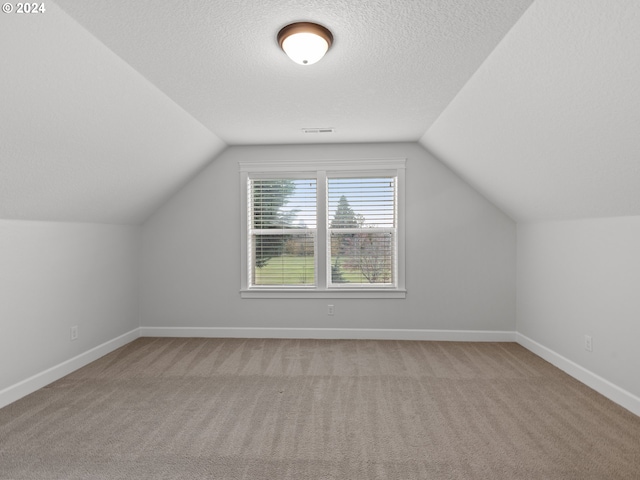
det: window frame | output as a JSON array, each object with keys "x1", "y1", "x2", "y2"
[{"x1": 239, "y1": 158, "x2": 406, "y2": 299}]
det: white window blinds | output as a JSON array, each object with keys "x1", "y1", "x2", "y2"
[
  {"x1": 327, "y1": 177, "x2": 396, "y2": 286},
  {"x1": 249, "y1": 178, "x2": 317, "y2": 286},
  {"x1": 240, "y1": 158, "x2": 406, "y2": 298}
]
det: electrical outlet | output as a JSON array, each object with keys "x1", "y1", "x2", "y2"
[
  {"x1": 584, "y1": 335, "x2": 592, "y2": 352},
  {"x1": 71, "y1": 325, "x2": 78, "y2": 341},
  {"x1": 327, "y1": 304, "x2": 334, "y2": 316}
]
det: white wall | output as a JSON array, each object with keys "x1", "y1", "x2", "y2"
[
  {"x1": 517, "y1": 217, "x2": 640, "y2": 399},
  {"x1": 0, "y1": 220, "x2": 139, "y2": 392},
  {"x1": 141, "y1": 142, "x2": 516, "y2": 334}
]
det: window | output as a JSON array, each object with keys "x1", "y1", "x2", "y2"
[
  {"x1": 328, "y1": 177, "x2": 396, "y2": 286},
  {"x1": 250, "y1": 177, "x2": 317, "y2": 286},
  {"x1": 240, "y1": 159, "x2": 406, "y2": 298}
]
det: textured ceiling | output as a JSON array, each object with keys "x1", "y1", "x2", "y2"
[
  {"x1": 53, "y1": 0, "x2": 532, "y2": 145},
  {"x1": 2, "y1": 0, "x2": 637, "y2": 224},
  {"x1": 421, "y1": 0, "x2": 640, "y2": 221}
]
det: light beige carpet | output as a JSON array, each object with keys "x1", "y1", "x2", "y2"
[{"x1": 1, "y1": 338, "x2": 639, "y2": 479}]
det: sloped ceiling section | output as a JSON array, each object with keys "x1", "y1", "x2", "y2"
[
  {"x1": 0, "y1": 3, "x2": 225, "y2": 224},
  {"x1": 7, "y1": 1, "x2": 636, "y2": 225},
  {"x1": 421, "y1": 0, "x2": 640, "y2": 221},
  {"x1": 53, "y1": 0, "x2": 533, "y2": 146}
]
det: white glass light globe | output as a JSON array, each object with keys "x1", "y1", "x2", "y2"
[{"x1": 281, "y1": 32, "x2": 329, "y2": 65}]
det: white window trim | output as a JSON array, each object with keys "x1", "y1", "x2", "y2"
[{"x1": 239, "y1": 158, "x2": 406, "y2": 299}]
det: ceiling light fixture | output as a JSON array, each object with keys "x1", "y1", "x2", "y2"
[{"x1": 277, "y1": 22, "x2": 333, "y2": 65}]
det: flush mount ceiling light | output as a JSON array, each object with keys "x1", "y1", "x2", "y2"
[{"x1": 277, "y1": 22, "x2": 333, "y2": 65}]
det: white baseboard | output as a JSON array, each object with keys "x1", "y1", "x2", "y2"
[
  {"x1": 516, "y1": 333, "x2": 640, "y2": 417},
  {"x1": 4, "y1": 327, "x2": 637, "y2": 418},
  {"x1": 140, "y1": 326, "x2": 516, "y2": 342},
  {"x1": 0, "y1": 328, "x2": 140, "y2": 409}
]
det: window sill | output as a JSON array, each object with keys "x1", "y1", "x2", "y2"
[{"x1": 240, "y1": 289, "x2": 407, "y2": 299}]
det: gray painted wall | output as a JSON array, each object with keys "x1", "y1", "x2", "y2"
[
  {"x1": 141, "y1": 142, "x2": 516, "y2": 332},
  {"x1": 3, "y1": 144, "x2": 638, "y2": 413},
  {"x1": 0, "y1": 220, "x2": 139, "y2": 391},
  {"x1": 517, "y1": 217, "x2": 640, "y2": 398}
]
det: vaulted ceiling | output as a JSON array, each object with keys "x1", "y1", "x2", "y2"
[{"x1": 1, "y1": 0, "x2": 638, "y2": 224}]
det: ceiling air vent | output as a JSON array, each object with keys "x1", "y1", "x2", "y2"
[{"x1": 302, "y1": 127, "x2": 334, "y2": 134}]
